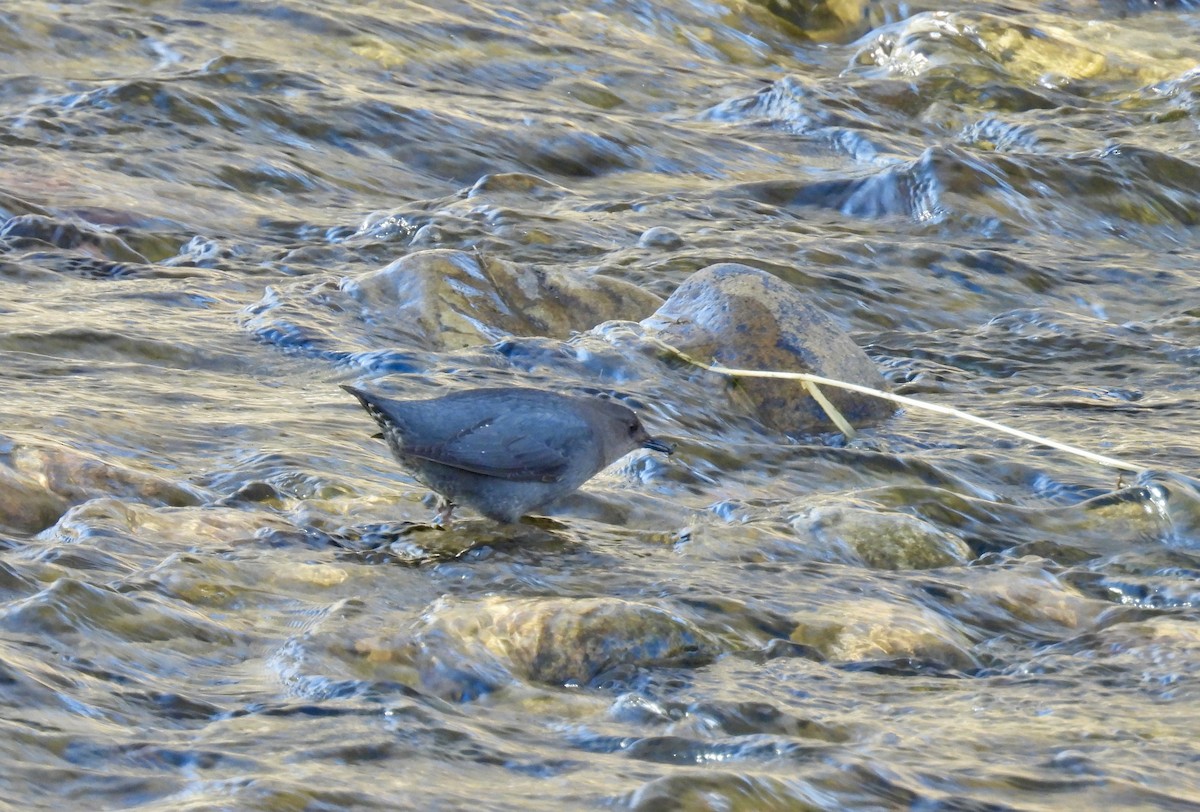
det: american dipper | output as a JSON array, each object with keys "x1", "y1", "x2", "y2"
[{"x1": 341, "y1": 385, "x2": 673, "y2": 524}]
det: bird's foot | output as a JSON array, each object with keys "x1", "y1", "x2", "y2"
[{"x1": 433, "y1": 499, "x2": 456, "y2": 529}]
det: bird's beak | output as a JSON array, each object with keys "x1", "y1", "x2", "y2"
[{"x1": 642, "y1": 437, "x2": 675, "y2": 455}]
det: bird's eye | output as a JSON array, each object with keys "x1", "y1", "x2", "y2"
[{"x1": 629, "y1": 422, "x2": 639, "y2": 434}]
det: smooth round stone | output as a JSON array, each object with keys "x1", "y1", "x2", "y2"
[
  {"x1": 466, "y1": 172, "x2": 569, "y2": 199},
  {"x1": 637, "y1": 226, "x2": 683, "y2": 249}
]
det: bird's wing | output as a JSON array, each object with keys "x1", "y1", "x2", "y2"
[{"x1": 404, "y1": 409, "x2": 589, "y2": 482}]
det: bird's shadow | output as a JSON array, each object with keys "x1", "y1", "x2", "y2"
[{"x1": 322, "y1": 517, "x2": 577, "y2": 566}]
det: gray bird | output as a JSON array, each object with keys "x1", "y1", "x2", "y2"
[{"x1": 341, "y1": 385, "x2": 673, "y2": 524}]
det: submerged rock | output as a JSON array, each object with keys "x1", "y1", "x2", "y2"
[
  {"x1": 246, "y1": 248, "x2": 662, "y2": 355},
  {"x1": 0, "y1": 214, "x2": 148, "y2": 263},
  {"x1": 358, "y1": 595, "x2": 722, "y2": 697},
  {"x1": 327, "y1": 518, "x2": 575, "y2": 565},
  {"x1": 625, "y1": 773, "x2": 814, "y2": 812},
  {"x1": 9, "y1": 442, "x2": 203, "y2": 509},
  {"x1": 643, "y1": 263, "x2": 893, "y2": 435},
  {"x1": 343, "y1": 249, "x2": 660, "y2": 351},
  {"x1": 465, "y1": 172, "x2": 571, "y2": 199},
  {"x1": 749, "y1": 0, "x2": 873, "y2": 43},
  {"x1": 793, "y1": 505, "x2": 972, "y2": 569},
  {"x1": 1090, "y1": 615, "x2": 1200, "y2": 673},
  {"x1": 461, "y1": 596, "x2": 719, "y2": 684},
  {"x1": 790, "y1": 596, "x2": 978, "y2": 670},
  {"x1": 40, "y1": 499, "x2": 301, "y2": 549},
  {"x1": 0, "y1": 465, "x2": 68, "y2": 534},
  {"x1": 851, "y1": 11, "x2": 1181, "y2": 85},
  {"x1": 944, "y1": 566, "x2": 1110, "y2": 636},
  {"x1": 0, "y1": 437, "x2": 205, "y2": 534},
  {"x1": 1019, "y1": 612, "x2": 1200, "y2": 700},
  {"x1": 2, "y1": 575, "x2": 239, "y2": 645}
]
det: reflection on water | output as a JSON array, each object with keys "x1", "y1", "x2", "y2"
[{"x1": 2, "y1": 0, "x2": 1200, "y2": 808}]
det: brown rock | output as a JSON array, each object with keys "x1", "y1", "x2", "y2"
[
  {"x1": 751, "y1": 0, "x2": 872, "y2": 42},
  {"x1": 643, "y1": 263, "x2": 893, "y2": 434},
  {"x1": 954, "y1": 567, "x2": 1108, "y2": 633}
]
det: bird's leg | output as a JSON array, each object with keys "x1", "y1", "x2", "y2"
[{"x1": 433, "y1": 497, "x2": 456, "y2": 529}]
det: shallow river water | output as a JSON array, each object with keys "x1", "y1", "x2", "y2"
[{"x1": 3, "y1": 0, "x2": 1200, "y2": 809}]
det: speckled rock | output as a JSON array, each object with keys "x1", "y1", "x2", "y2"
[
  {"x1": 793, "y1": 505, "x2": 972, "y2": 569},
  {"x1": 341, "y1": 249, "x2": 662, "y2": 351},
  {"x1": 790, "y1": 596, "x2": 978, "y2": 669},
  {"x1": 642, "y1": 263, "x2": 894, "y2": 435}
]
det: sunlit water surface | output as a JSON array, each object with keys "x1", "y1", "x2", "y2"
[{"x1": 3, "y1": 0, "x2": 1200, "y2": 809}]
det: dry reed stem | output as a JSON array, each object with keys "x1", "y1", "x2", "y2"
[{"x1": 649, "y1": 336, "x2": 1145, "y2": 474}]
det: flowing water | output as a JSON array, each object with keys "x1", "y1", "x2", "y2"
[{"x1": 3, "y1": 0, "x2": 1200, "y2": 809}]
